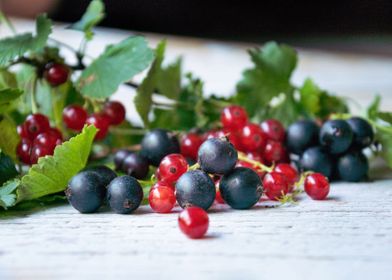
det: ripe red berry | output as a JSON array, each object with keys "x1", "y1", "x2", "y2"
[
  {"x1": 260, "y1": 119, "x2": 285, "y2": 142},
  {"x1": 34, "y1": 131, "x2": 62, "y2": 151},
  {"x1": 63, "y1": 105, "x2": 88, "y2": 131},
  {"x1": 17, "y1": 123, "x2": 31, "y2": 139},
  {"x1": 262, "y1": 172, "x2": 290, "y2": 201},
  {"x1": 30, "y1": 144, "x2": 54, "y2": 164},
  {"x1": 24, "y1": 113, "x2": 50, "y2": 138},
  {"x1": 304, "y1": 173, "x2": 330, "y2": 200},
  {"x1": 224, "y1": 130, "x2": 244, "y2": 151},
  {"x1": 181, "y1": 133, "x2": 203, "y2": 160},
  {"x1": 17, "y1": 138, "x2": 32, "y2": 164},
  {"x1": 178, "y1": 207, "x2": 209, "y2": 239},
  {"x1": 221, "y1": 105, "x2": 248, "y2": 130},
  {"x1": 149, "y1": 185, "x2": 176, "y2": 213},
  {"x1": 158, "y1": 154, "x2": 188, "y2": 184},
  {"x1": 274, "y1": 163, "x2": 298, "y2": 188},
  {"x1": 263, "y1": 140, "x2": 288, "y2": 165},
  {"x1": 240, "y1": 123, "x2": 266, "y2": 152},
  {"x1": 86, "y1": 113, "x2": 111, "y2": 140},
  {"x1": 103, "y1": 101, "x2": 126, "y2": 125},
  {"x1": 44, "y1": 63, "x2": 69, "y2": 87},
  {"x1": 48, "y1": 127, "x2": 63, "y2": 142}
]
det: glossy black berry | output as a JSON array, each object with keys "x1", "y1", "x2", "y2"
[
  {"x1": 107, "y1": 175, "x2": 143, "y2": 214},
  {"x1": 122, "y1": 153, "x2": 149, "y2": 179},
  {"x1": 65, "y1": 171, "x2": 105, "y2": 213},
  {"x1": 286, "y1": 120, "x2": 319, "y2": 154},
  {"x1": 175, "y1": 170, "x2": 215, "y2": 210},
  {"x1": 114, "y1": 149, "x2": 131, "y2": 171},
  {"x1": 140, "y1": 129, "x2": 180, "y2": 166},
  {"x1": 337, "y1": 151, "x2": 368, "y2": 182},
  {"x1": 219, "y1": 167, "x2": 263, "y2": 209},
  {"x1": 83, "y1": 165, "x2": 117, "y2": 187},
  {"x1": 346, "y1": 117, "x2": 374, "y2": 149},
  {"x1": 300, "y1": 146, "x2": 334, "y2": 178},
  {"x1": 319, "y1": 119, "x2": 353, "y2": 154},
  {"x1": 198, "y1": 138, "x2": 238, "y2": 175}
]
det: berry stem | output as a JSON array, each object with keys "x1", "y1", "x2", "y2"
[
  {"x1": 237, "y1": 152, "x2": 273, "y2": 173},
  {"x1": 188, "y1": 162, "x2": 200, "y2": 171}
]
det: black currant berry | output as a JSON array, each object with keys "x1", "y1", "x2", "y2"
[
  {"x1": 122, "y1": 153, "x2": 149, "y2": 179},
  {"x1": 65, "y1": 171, "x2": 105, "y2": 213},
  {"x1": 219, "y1": 167, "x2": 263, "y2": 209},
  {"x1": 346, "y1": 117, "x2": 374, "y2": 149},
  {"x1": 176, "y1": 170, "x2": 215, "y2": 210},
  {"x1": 140, "y1": 129, "x2": 180, "y2": 166},
  {"x1": 83, "y1": 165, "x2": 117, "y2": 187},
  {"x1": 337, "y1": 151, "x2": 368, "y2": 182},
  {"x1": 300, "y1": 146, "x2": 334, "y2": 178},
  {"x1": 107, "y1": 175, "x2": 143, "y2": 214},
  {"x1": 286, "y1": 120, "x2": 319, "y2": 154},
  {"x1": 319, "y1": 119, "x2": 353, "y2": 154},
  {"x1": 114, "y1": 149, "x2": 131, "y2": 171},
  {"x1": 197, "y1": 138, "x2": 238, "y2": 175}
]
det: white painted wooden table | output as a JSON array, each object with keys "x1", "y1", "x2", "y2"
[{"x1": 1, "y1": 20, "x2": 392, "y2": 280}]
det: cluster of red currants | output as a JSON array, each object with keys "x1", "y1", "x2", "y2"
[
  {"x1": 17, "y1": 114, "x2": 63, "y2": 165},
  {"x1": 62, "y1": 101, "x2": 126, "y2": 140}
]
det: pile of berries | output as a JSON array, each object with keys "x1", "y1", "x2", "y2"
[
  {"x1": 17, "y1": 113, "x2": 63, "y2": 165},
  {"x1": 62, "y1": 100, "x2": 126, "y2": 140}
]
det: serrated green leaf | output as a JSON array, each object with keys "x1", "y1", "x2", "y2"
[
  {"x1": 366, "y1": 95, "x2": 381, "y2": 121},
  {"x1": 16, "y1": 125, "x2": 97, "y2": 202},
  {"x1": 68, "y1": 0, "x2": 105, "y2": 40},
  {"x1": 77, "y1": 36, "x2": 154, "y2": 99},
  {"x1": 0, "y1": 179, "x2": 20, "y2": 209},
  {"x1": 0, "y1": 116, "x2": 19, "y2": 161},
  {"x1": 0, "y1": 14, "x2": 52, "y2": 65},
  {"x1": 299, "y1": 78, "x2": 321, "y2": 115},
  {"x1": 134, "y1": 41, "x2": 166, "y2": 126},
  {"x1": 156, "y1": 57, "x2": 182, "y2": 99},
  {"x1": 0, "y1": 152, "x2": 18, "y2": 185}
]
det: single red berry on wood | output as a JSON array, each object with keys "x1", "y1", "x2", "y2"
[
  {"x1": 63, "y1": 105, "x2": 88, "y2": 131},
  {"x1": 86, "y1": 113, "x2": 111, "y2": 140},
  {"x1": 263, "y1": 140, "x2": 288, "y2": 165},
  {"x1": 44, "y1": 63, "x2": 69, "y2": 87},
  {"x1": 262, "y1": 172, "x2": 290, "y2": 201},
  {"x1": 260, "y1": 119, "x2": 285, "y2": 142},
  {"x1": 274, "y1": 163, "x2": 298, "y2": 190},
  {"x1": 30, "y1": 144, "x2": 54, "y2": 164},
  {"x1": 240, "y1": 123, "x2": 266, "y2": 152},
  {"x1": 17, "y1": 138, "x2": 32, "y2": 164},
  {"x1": 158, "y1": 154, "x2": 188, "y2": 184},
  {"x1": 103, "y1": 101, "x2": 126, "y2": 125},
  {"x1": 25, "y1": 113, "x2": 50, "y2": 138},
  {"x1": 221, "y1": 105, "x2": 248, "y2": 130},
  {"x1": 304, "y1": 173, "x2": 330, "y2": 200},
  {"x1": 181, "y1": 133, "x2": 203, "y2": 160},
  {"x1": 149, "y1": 185, "x2": 176, "y2": 213},
  {"x1": 178, "y1": 207, "x2": 209, "y2": 239}
]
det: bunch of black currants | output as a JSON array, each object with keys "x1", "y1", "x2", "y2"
[{"x1": 287, "y1": 117, "x2": 373, "y2": 182}]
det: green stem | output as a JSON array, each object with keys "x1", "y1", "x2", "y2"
[
  {"x1": 188, "y1": 162, "x2": 200, "y2": 171},
  {"x1": 31, "y1": 78, "x2": 38, "y2": 114},
  {"x1": 237, "y1": 152, "x2": 273, "y2": 172}
]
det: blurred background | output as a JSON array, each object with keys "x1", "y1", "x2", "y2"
[{"x1": 2, "y1": 0, "x2": 392, "y2": 55}]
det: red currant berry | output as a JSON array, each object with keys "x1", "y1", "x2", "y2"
[
  {"x1": 262, "y1": 172, "x2": 290, "y2": 201},
  {"x1": 25, "y1": 113, "x2": 50, "y2": 138},
  {"x1": 240, "y1": 123, "x2": 266, "y2": 152},
  {"x1": 17, "y1": 138, "x2": 32, "y2": 164},
  {"x1": 178, "y1": 207, "x2": 209, "y2": 239},
  {"x1": 17, "y1": 123, "x2": 31, "y2": 139},
  {"x1": 34, "y1": 131, "x2": 62, "y2": 151},
  {"x1": 30, "y1": 144, "x2": 54, "y2": 164},
  {"x1": 158, "y1": 154, "x2": 188, "y2": 184},
  {"x1": 260, "y1": 119, "x2": 285, "y2": 142},
  {"x1": 63, "y1": 105, "x2": 88, "y2": 131},
  {"x1": 86, "y1": 113, "x2": 111, "y2": 140},
  {"x1": 181, "y1": 133, "x2": 203, "y2": 160},
  {"x1": 304, "y1": 173, "x2": 330, "y2": 200},
  {"x1": 103, "y1": 101, "x2": 126, "y2": 125},
  {"x1": 48, "y1": 127, "x2": 63, "y2": 142},
  {"x1": 149, "y1": 185, "x2": 176, "y2": 213},
  {"x1": 263, "y1": 140, "x2": 288, "y2": 165},
  {"x1": 274, "y1": 163, "x2": 298, "y2": 187},
  {"x1": 246, "y1": 151, "x2": 264, "y2": 162},
  {"x1": 221, "y1": 105, "x2": 248, "y2": 130},
  {"x1": 150, "y1": 181, "x2": 175, "y2": 192},
  {"x1": 224, "y1": 130, "x2": 244, "y2": 151},
  {"x1": 44, "y1": 63, "x2": 69, "y2": 87}
]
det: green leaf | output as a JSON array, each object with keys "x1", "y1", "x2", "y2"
[
  {"x1": 299, "y1": 78, "x2": 322, "y2": 115},
  {"x1": 377, "y1": 112, "x2": 392, "y2": 124},
  {"x1": 0, "y1": 151, "x2": 18, "y2": 185},
  {"x1": 236, "y1": 41, "x2": 297, "y2": 120},
  {"x1": 0, "y1": 116, "x2": 19, "y2": 161},
  {"x1": 0, "y1": 68, "x2": 18, "y2": 88},
  {"x1": 77, "y1": 36, "x2": 154, "y2": 99},
  {"x1": 68, "y1": 0, "x2": 105, "y2": 40},
  {"x1": 0, "y1": 88, "x2": 23, "y2": 106},
  {"x1": 16, "y1": 125, "x2": 97, "y2": 202},
  {"x1": 0, "y1": 14, "x2": 52, "y2": 65},
  {"x1": 0, "y1": 179, "x2": 20, "y2": 209},
  {"x1": 156, "y1": 57, "x2": 182, "y2": 99},
  {"x1": 366, "y1": 95, "x2": 381, "y2": 120},
  {"x1": 134, "y1": 41, "x2": 166, "y2": 126}
]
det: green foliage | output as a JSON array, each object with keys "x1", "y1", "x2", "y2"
[
  {"x1": 68, "y1": 0, "x2": 105, "y2": 40},
  {"x1": 0, "y1": 151, "x2": 18, "y2": 185},
  {"x1": 0, "y1": 179, "x2": 20, "y2": 210},
  {"x1": 156, "y1": 57, "x2": 182, "y2": 100},
  {"x1": 0, "y1": 14, "x2": 52, "y2": 65},
  {"x1": 77, "y1": 36, "x2": 154, "y2": 99},
  {"x1": 0, "y1": 116, "x2": 19, "y2": 161}
]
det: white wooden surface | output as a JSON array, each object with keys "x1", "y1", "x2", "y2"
[{"x1": 1, "y1": 20, "x2": 392, "y2": 280}]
